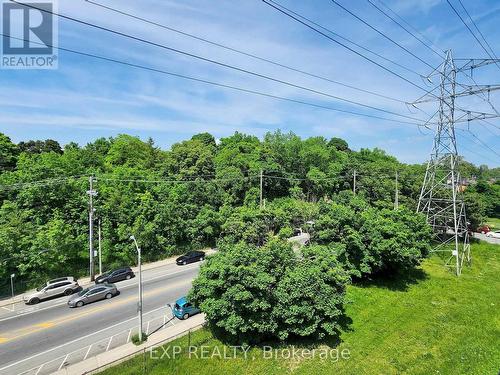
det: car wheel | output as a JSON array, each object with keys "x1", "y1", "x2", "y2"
[
  {"x1": 183, "y1": 260, "x2": 187, "y2": 265},
  {"x1": 30, "y1": 297, "x2": 40, "y2": 305},
  {"x1": 183, "y1": 313, "x2": 189, "y2": 320},
  {"x1": 105, "y1": 293, "x2": 113, "y2": 299},
  {"x1": 64, "y1": 289, "x2": 73, "y2": 296},
  {"x1": 126, "y1": 274, "x2": 131, "y2": 280},
  {"x1": 76, "y1": 301, "x2": 84, "y2": 307}
]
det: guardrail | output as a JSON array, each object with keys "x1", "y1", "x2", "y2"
[{"x1": 18, "y1": 313, "x2": 178, "y2": 375}]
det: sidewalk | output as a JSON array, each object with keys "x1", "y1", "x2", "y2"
[
  {"x1": 0, "y1": 248, "x2": 215, "y2": 309},
  {"x1": 53, "y1": 314, "x2": 206, "y2": 375}
]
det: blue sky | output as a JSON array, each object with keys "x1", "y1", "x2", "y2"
[{"x1": 0, "y1": 0, "x2": 499, "y2": 166}]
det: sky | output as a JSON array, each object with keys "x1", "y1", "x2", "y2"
[{"x1": 0, "y1": 0, "x2": 499, "y2": 166}]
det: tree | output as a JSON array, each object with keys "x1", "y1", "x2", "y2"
[
  {"x1": 189, "y1": 239, "x2": 349, "y2": 344},
  {"x1": 18, "y1": 139, "x2": 62, "y2": 154},
  {"x1": 328, "y1": 137, "x2": 350, "y2": 152},
  {"x1": 0, "y1": 132, "x2": 19, "y2": 172}
]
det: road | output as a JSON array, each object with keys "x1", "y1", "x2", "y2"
[
  {"x1": 472, "y1": 232, "x2": 500, "y2": 245},
  {"x1": 0, "y1": 261, "x2": 202, "y2": 375}
]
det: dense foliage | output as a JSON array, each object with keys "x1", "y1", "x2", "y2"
[
  {"x1": 0, "y1": 130, "x2": 497, "y2": 296},
  {"x1": 189, "y1": 239, "x2": 350, "y2": 344}
]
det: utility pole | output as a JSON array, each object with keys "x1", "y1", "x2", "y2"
[
  {"x1": 98, "y1": 218, "x2": 102, "y2": 275},
  {"x1": 87, "y1": 176, "x2": 97, "y2": 281},
  {"x1": 259, "y1": 169, "x2": 263, "y2": 209},
  {"x1": 394, "y1": 171, "x2": 399, "y2": 210},
  {"x1": 353, "y1": 170, "x2": 356, "y2": 195},
  {"x1": 414, "y1": 51, "x2": 500, "y2": 276}
]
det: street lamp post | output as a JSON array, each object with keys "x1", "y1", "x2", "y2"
[
  {"x1": 10, "y1": 273, "x2": 15, "y2": 299},
  {"x1": 130, "y1": 235, "x2": 143, "y2": 343}
]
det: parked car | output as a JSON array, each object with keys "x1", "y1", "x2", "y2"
[
  {"x1": 486, "y1": 230, "x2": 500, "y2": 239},
  {"x1": 176, "y1": 251, "x2": 205, "y2": 265},
  {"x1": 23, "y1": 277, "x2": 80, "y2": 305},
  {"x1": 95, "y1": 267, "x2": 135, "y2": 284},
  {"x1": 476, "y1": 225, "x2": 491, "y2": 234},
  {"x1": 68, "y1": 284, "x2": 118, "y2": 307},
  {"x1": 172, "y1": 296, "x2": 200, "y2": 320}
]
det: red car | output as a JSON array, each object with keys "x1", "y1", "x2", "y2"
[{"x1": 476, "y1": 225, "x2": 491, "y2": 234}]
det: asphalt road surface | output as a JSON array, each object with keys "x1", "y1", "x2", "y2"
[
  {"x1": 472, "y1": 232, "x2": 500, "y2": 245},
  {"x1": 0, "y1": 261, "x2": 202, "y2": 375}
]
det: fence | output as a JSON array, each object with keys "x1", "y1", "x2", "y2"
[
  {"x1": 17, "y1": 312, "x2": 193, "y2": 375},
  {"x1": 82, "y1": 322, "x2": 207, "y2": 375}
]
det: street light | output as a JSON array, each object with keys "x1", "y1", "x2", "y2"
[
  {"x1": 130, "y1": 235, "x2": 143, "y2": 343},
  {"x1": 10, "y1": 273, "x2": 15, "y2": 299}
]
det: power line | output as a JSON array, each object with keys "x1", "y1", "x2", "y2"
[
  {"x1": 456, "y1": 133, "x2": 499, "y2": 164},
  {"x1": 85, "y1": 0, "x2": 408, "y2": 105},
  {"x1": 261, "y1": 0, "x2": 434, "y2": 94},
  {"x1": 1, "y1": 32, "x2": 428, "y2": 127},
  {"x1": 374, "y1": 0, "x2": 444, "y2": 57},
  {"x1": 456, "y1": 0, "x2": 500, "y2": 69},
  {"x1": 446, "y1": 0, "x2": 500, "y2": 70},
  {"x1": 264, "y1": 0, "x2": 424, "y2": 78},
  {"x1": 330, "y1": 0, "x2": 435, "y2": 69},
  {"x1": 458, "y1": 128, "x2": 500, "y2": 158},
  {"x1": 9, "y1": 1, "x2": 427, "y2": 123},
  {"x1": 366, "y1": 0, "x2": 444, "y2": 59}
]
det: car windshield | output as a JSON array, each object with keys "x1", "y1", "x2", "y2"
[
  {"x1": 100, "y1": 271, "x2": 111, "y2": 277},
  {"x1": 174, "y1": 303, "x2": 181, "y2": 310},
  {"x1": 78, "y1": 288, "x2": 89, "y2": 296},
  {"x1": 36, "y1": 285, "x2": 44, "y2": 292}
]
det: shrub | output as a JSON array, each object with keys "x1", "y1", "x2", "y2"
[
  {"x1": 131, "y1": 332, "x2": 148, "y2": 345},
  {"x1": 189, "y1": 239, "x2": 349, "y2": 344}
]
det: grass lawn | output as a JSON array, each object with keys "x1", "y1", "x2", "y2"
[
  {"x1": 485, "y1": 217, "x2": 500, "y2": 230},
  {"x1": 101, "y1": 242, "x2": 499, "y2": 375}
]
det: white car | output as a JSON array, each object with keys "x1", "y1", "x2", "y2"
[
  {"x1": 23, "y1": 277, "x2": 80, "y2": 305},
  {"x1": 486, "y1": 230, "x2": 500, "y2": 239}
]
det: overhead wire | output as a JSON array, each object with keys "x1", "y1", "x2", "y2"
[
  {"x1": 456, "y1": 0, "x2": 500, "y2": 70},
  {"x1": 330, "y1": 0, "x2": 435, "y2": 69},
  {"x1": 374, "y1": 0, "x2": 444, "y2": 57},
  {"x1": 1, "y1": 33, "x2": 430, "y2": 127},
  {"x1": 261, "y1": 0, "x2": 435, "y2": 94},
  {"x1": 445, "y1": 0, "x2": 500, "y2": 71},
  {"x1": 84, "y1": 0, "x2": 409, "y2": 105},
  {"x1": 8, "y1": 1, "x2": 427, "y2": 124},
  {"x1": 366, "y1": 0, "x2": 444, "y2": 60}
]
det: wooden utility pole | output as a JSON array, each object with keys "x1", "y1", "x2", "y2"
[
  {"x1": 353, "y1": 170, "x2": 357, "y2": 195},
  {"x1": 394, "y1": 171, "x2": 399, "y2": 210},
  {"x1": 259, "y1": 169, "x2": 263, "y2": 209}
]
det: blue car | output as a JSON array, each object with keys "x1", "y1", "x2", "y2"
[{"x1": 172, "y1": 296, "x2": 200, "y2": 320}]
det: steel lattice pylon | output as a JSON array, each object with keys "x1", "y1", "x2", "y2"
[{"x1": 417, "y1": 50, "x2": 471, "y2": 276}]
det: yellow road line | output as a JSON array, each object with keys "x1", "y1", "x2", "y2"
[{"x1": 0, "y1": 279, "x2": 189, "y2": 344}]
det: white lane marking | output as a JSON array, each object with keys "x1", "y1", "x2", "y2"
[
  {"x1": 0, "y1": 305, "x2": 167, "y2": 372},
  {"x1": 0, "y1": 263, "x2": 200, "y2": 323}
]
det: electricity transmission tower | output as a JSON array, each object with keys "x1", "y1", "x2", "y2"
[{"x1": 414, "y1": 50, "x2": 500, "y2": 276}]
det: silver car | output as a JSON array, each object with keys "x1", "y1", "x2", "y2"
[
  {"x1": 24, "y1": 277, "x2": 80, "y2": 305},
  {"x1": 68, "y1": 284, "x2": 118, "y2": 308}
]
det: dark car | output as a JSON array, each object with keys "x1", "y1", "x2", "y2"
[
  {"x1": 95, "y1": 267, "x2": 135, "y2": 284},
  {"x1": 176, "y1": 251, "x2": 205, "y2": 265}
]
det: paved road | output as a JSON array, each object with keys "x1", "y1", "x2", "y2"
[
  {"x1": 472, "y1": 232, "x2": 500, "y2": 245},
  {"x1": 0, "y1": 261, "x2": 202, "y2": 375}
]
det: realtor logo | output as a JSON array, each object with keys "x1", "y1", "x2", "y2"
[{"x1": 1, "y1": 0, "x2": 58, "y2": 69}]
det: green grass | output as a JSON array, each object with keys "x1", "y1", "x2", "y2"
[
  {"x1": 485, "y1": 217, "x2": 500, "y2": 230},
  {"x1": 102, "y1": 242, "x2": 500, "y2": 375}
]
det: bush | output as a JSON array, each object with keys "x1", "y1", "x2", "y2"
[
  {"x1": 189, "y1": 239, "x2": 349, "y2": 344},
  {"x1": 131, "y1": 332, "x2": 148, "y2": 345},
  {"x1": 315, "y1": 199, "x2": 432, "y2": 277}
]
